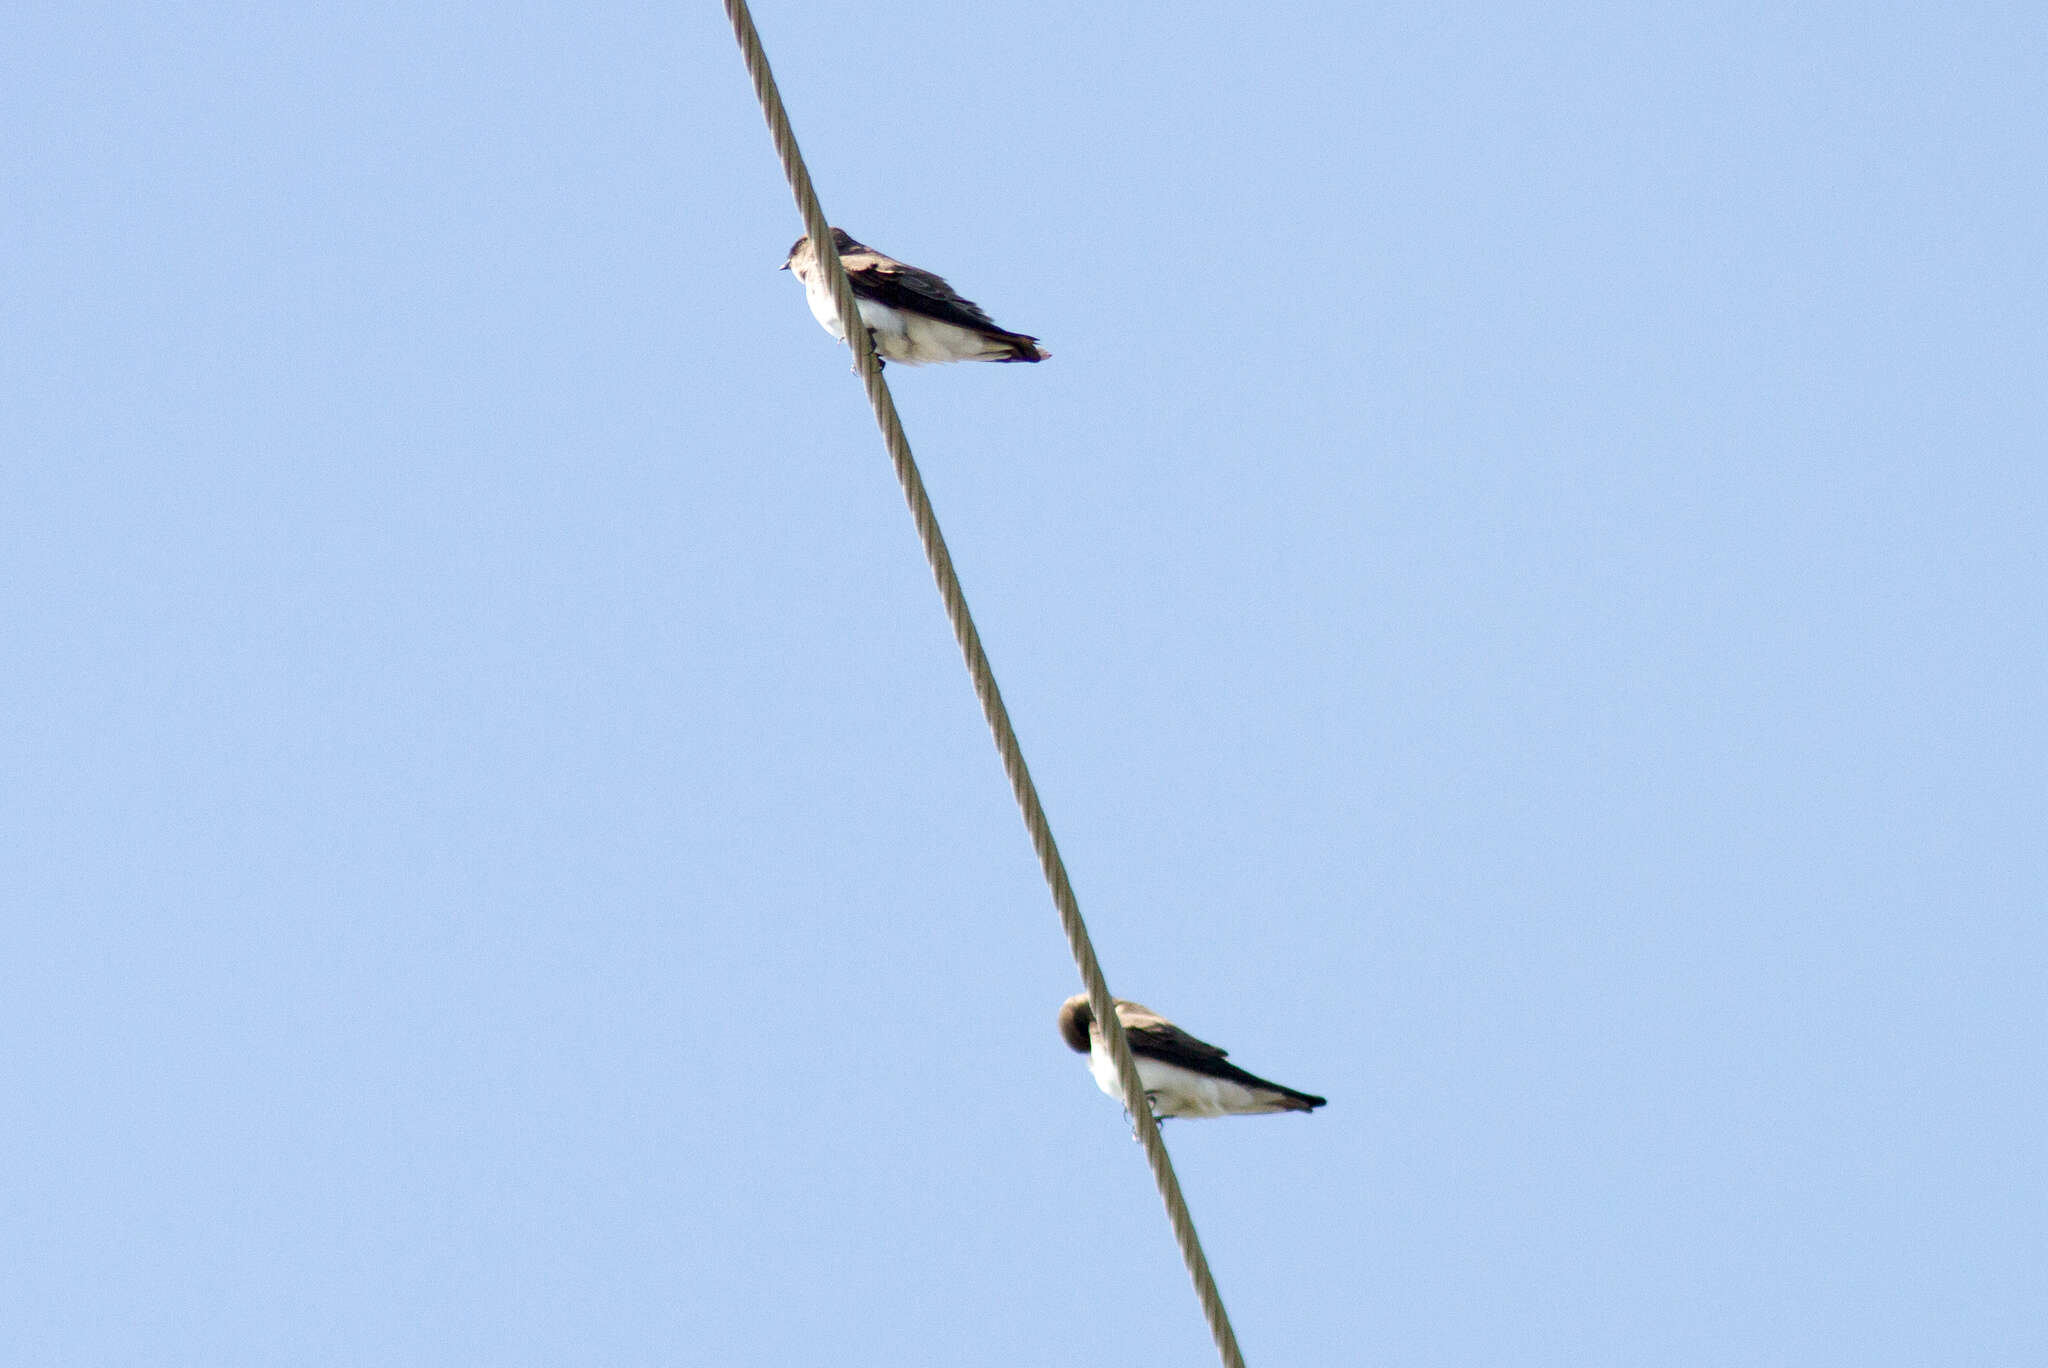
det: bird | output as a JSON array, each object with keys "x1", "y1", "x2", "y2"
[
  {"x1": 780, "y1": 227, "x2": 1049, "y2": 367},
  {"x1": 1057, "y1": 993, "x2": 1326, "y2": 1119}
]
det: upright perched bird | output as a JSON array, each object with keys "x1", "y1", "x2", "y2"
[
  {"x1": 780, "y1": 228, "x2": 1050, "y2": 366},
  {"x1": 1058, "y1": 993, "x2": 1326, "y2": 1119}
]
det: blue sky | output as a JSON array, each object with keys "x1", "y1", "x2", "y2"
[{"x1": 6, "y1": 3, "x2": 2044, "y2": 1364}]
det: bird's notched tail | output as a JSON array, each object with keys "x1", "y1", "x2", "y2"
[
  {"x1": 988, "y1": 330, "x2": 1050, "y2": 363},
  {"x1": 1058, "y1": 993, "x2": 1327, "y2": 1118}
]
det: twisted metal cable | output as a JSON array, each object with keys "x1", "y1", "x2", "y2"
[{"x1": 719, "y1": 4, "x2": 1249, "y2": 1365}]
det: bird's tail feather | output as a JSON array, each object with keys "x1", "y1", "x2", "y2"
[{"x1": 992, "y1": 332, "x2": 1049, "y2": 362}]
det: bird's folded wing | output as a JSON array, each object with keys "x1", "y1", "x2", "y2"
[
  {"x1": 1118, "y1": 1011, "x2": 1233, "y2": 1068},
  {"x1": 842, "y1": 253, "x2": 1005, "y2": 333}
]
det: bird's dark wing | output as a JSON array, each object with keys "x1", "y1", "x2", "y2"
[
  {"x1": 1118, "y1": 1000, "x2": 1327, "y2": 1107},
  {"x1": 1115, "y1": 1002, "x2": 1231, "y2": 1066},
  {"x1": 841, "y1": 250, "x2": 1006, "y2": 334}
]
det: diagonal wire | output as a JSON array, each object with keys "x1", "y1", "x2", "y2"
[{"x1": 719, "y1": 4, "x2": 1250, "y2": 1366}]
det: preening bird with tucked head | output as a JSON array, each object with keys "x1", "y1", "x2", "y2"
[{"x1": 1057, "y1": 993, "x2": 1326, "y2": 1119}]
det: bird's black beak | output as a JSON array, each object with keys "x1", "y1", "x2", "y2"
[{"x1": 778, "y1": 261, "x2": 790, "y2": 271}]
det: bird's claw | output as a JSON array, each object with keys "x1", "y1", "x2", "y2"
[{"x1": 1122, "y1": 1096, "x2": 1168, "y2": 1142}]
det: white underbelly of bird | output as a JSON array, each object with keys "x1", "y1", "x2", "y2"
[
  {"x1": 802, "y1": 275, "x2": 1027, "y2": 365},
  {"x1": 1087, "y1": 1038, "x2": 1289, "y2": 1118}
]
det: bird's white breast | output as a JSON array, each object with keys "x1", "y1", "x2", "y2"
[
  {"x1": 795, "y1": 265, "x2": 1004, "y2": 366},
  {"x1": 799, "y1": 267, "x2": 846, "y2": 338},
  {"x1": 1087, "y1": 1034, "x2": 1266, "y2": 1119}
]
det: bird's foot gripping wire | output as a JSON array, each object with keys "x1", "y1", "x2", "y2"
[{"x1": 1124, "y1": 1096, "x2": 1167, "y2": 1142}]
